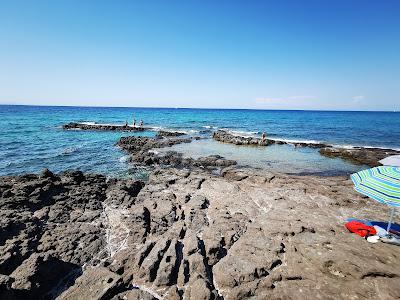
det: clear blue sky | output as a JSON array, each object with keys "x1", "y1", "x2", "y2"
[{"x1": 0, "y1": 0, "x2": 399, "y2": 110}]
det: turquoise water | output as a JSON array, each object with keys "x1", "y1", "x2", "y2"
[{"x1": 1, "y1": 105, "x2": 399, "y2": 177}]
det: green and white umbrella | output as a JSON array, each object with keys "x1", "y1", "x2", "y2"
[{"x1": 351, "y1": 166, "x2": 400, "y2": 233}]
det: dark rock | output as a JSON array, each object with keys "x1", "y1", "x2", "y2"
[
  {"x1": 156, "y1": 130, "x2": 186, "y2": 137},
  {"x1": 40, "y1": 169, "x2": 56, "y2": 179},
  {"x1": 62, "y1": 122, "x2": 148, "y2": 132},
  {"x1": 10, "y1": 253, "x2": 80, "y2": 299},
  {"x1": 2, "y1": 166, "x2": 399, "y2": 299},
  {"x1": 213, "y1": 130, "x2": 327, "y2": 148},
  {"x1": 319, "y1": 146, "x2": 400, "y2": 167},
  {"x1": 116, "y1": 136, "x2": 192, "y2": 154}
]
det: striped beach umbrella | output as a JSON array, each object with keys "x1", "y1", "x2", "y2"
[{"x1": 351, "y1": 166, "x2": 400, "y2": 233}]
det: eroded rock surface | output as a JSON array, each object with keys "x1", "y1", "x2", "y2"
[
  {"x1": 1, "y1": 167, "x2": 399, "y2": 299},
  {"x1": 0, "y1": 169, "x2": 144, "y2": 299}
]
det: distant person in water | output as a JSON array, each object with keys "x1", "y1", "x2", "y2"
[
  {"x1": 125, "y1": 120, "x2": 128, "y2": 127},
  {"x1": 140, "y1": 120, "x2": 143, "y2": 127},
  {"x1": 133, "y1": 119, "x2": 136, "y2": 127}
]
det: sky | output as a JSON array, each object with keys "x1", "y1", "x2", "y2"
[{"x1": 0, "y1": 0, "x2": 399, "y2": 110}]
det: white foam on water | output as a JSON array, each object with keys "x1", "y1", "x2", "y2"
[
  {"x1": 202, "y1": 125, "x2": 218, "y2": 129},
  {"x1": 62, "y1": 147, "x2": 79, "y2": 154},
  {"x1": 223, "y1": 129, "x2": 260, "y2": 137},
  {"x1": 78, "y1": 121, "x2": 125, "y2": 127},
  {"x1": 119, "y1": 155, "x2": 129, "y2": 163},
  {"x1": 149, "y1": 126, "x2": 198, "y2": 135},
  {"x1": 268, "y1": 137, "x2": 321, "y2": 145}
]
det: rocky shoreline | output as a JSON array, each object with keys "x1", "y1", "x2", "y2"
[
  {"x1": 62, "y1": 123, "x2": 400, "y2": 167},
  {"x1": 1, "y1": 133, "x2": 399, "y2": 299},
  {"x1": 213, "y1": 130, "x2": 400, "y2": 167},
  {"x1": 1, "y1": 166, "x2": 399, "y2": 299}
]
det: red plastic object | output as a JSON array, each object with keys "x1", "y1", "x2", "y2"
[{"x1": 345, "y1": 221, "x2": 377, "y2": 237}]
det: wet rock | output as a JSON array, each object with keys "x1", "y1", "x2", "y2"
[{"x1": 319, "y1": 146, "x2": 400, "y2": 167}]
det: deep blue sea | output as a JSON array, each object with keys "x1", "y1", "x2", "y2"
[{"x1": 1, "y1": 105, "x2": 399, "y2": 177}]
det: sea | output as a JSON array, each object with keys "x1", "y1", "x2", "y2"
[{"x1": 1, "y1": 105, "x2": 399, "y2": 178}]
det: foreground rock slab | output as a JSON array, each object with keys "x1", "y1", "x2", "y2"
[{"x1": 1, "y1": 167, "x2": 400, "y2": 299}]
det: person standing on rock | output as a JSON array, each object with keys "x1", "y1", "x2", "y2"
[
  {"x1": 140, "y1": 120, "x2": 144, "y2": 127},
  {"x1": 133, "y1": 118, "x2": 136, "y2": 127},
  {"x1": 260, "y1": 132, "x2": 267, "y2": 145}
]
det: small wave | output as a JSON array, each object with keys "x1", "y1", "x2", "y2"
[
  {"x1": 178, "y1": 129, "x2": 199, "y2": 134},
  {"x1": 119, "y1": 155, "x2": 129, "y2": 163},
  {"x1": 202, "y1": 125, "x2": 218, "y2": 129},
  {"x1": 62, "y1": 146, "x2": 80, "y2": 155},
  {"x1": 223, "y1": 129, "x2": 260, "y2": 138},
  {"x1": 148, "y1": 126, "x2": 198, "y2": 135},
  {"x1": 148, "y1": 126, "x2": 164, "y2": 131},
  {"x1": 79, "y1": 121, "x2": 127, "y2": 127},
  {"x1": 268, "y1": 137, "x2": 321, "y2": 145}
]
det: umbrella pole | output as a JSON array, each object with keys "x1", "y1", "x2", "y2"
[{"x1": 386, "y1": 207, "x2": 396, "y2": 234}]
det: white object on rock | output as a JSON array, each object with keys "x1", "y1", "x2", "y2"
[{"x1": 366, "y1": 235, "x2": 380, "y2": 243}]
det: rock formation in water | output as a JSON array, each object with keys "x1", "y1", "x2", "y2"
[
  {"x1": 62, "y1": 122, "x2": 148, "y2": 132},
  {"x1": 213, "y1": 130, "x2": 400, "y2": 167},
  {"x1": 156, "y1": 131, "x2": 186, "y2": 137},
  {"x1": 117, "y1": 136, "x2": 236, "y2": 172},
  {"x1": 319, "y1": 146, "x2": 400, "y2": 167},
  {"x1": 212, "y1": 130, "x2": 326, "y2": 148}
]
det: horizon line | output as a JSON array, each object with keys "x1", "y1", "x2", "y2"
[{"x1": 0, "y1": 103, "x2": 398, "y2": 113}]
